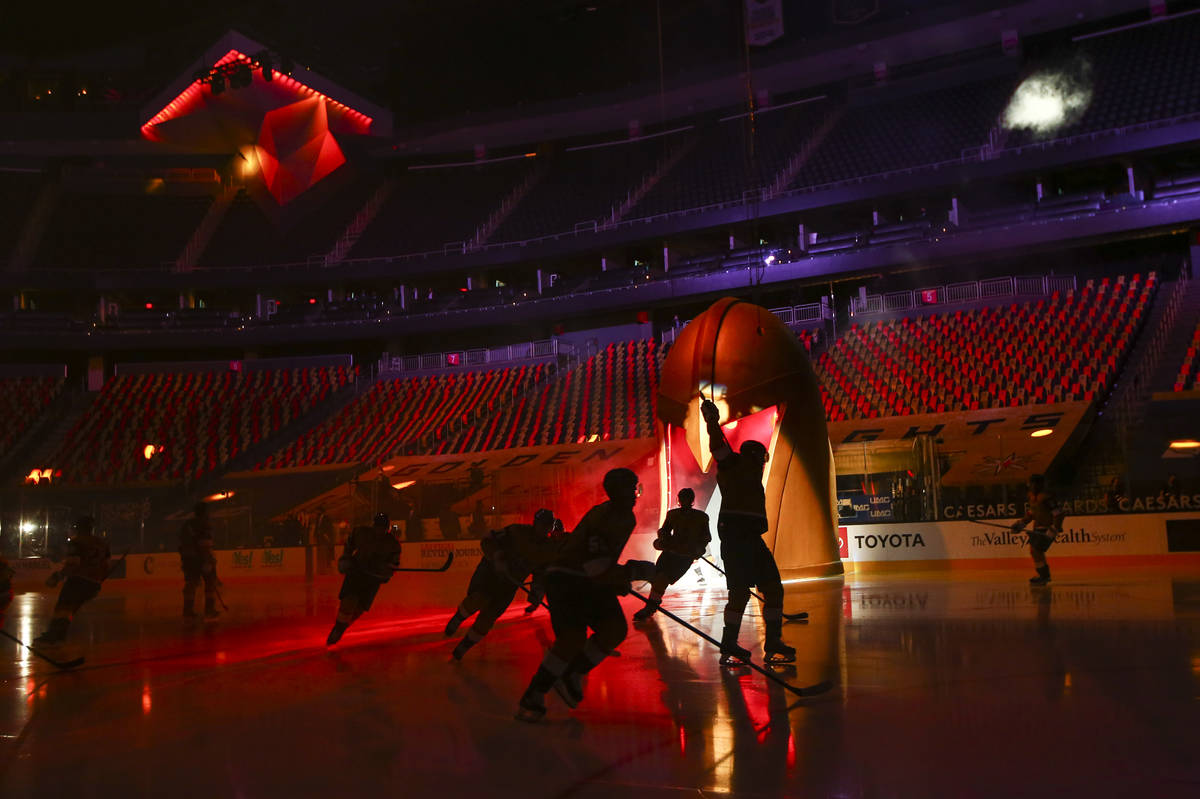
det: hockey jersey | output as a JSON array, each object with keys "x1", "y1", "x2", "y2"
[
  {"x1": 63, "y1": 533, "x2": 111, "y2": 584},
  {"x1": 0, "y1": 555, "x2": 13, "y2": 603},
  {"x1": 549, "y1": 500, "x2": 637, "y2": 580},
  {"x1": 179, "y1": 518, "x2": 214, "y2": 562},
  {"x1": 715, "y1": 452, "x2": 768, "y2": 529},
  {"x1": 481, "y1": 523, "x2": 554, "y2": 581},
  {"x1": 1021, "y1": 489, "x2": 1066, "y2": 531},
  {"x1": 346, "y1": 526, "x2": 402, "y2": 582},
  {"x1": 657, "y1": 506, "x2": 711, "y2": 557}
]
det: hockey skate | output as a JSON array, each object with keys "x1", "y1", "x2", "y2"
[
  {"x1": 764, "y1": 639, "x2": 797, "y2": 664},
  {"x1": 33, "y1": 630, "x2": 64, "y2": 647},
  {"x1": 34, "y1": 618, "x2": 68, "y2": 647},
  {"x1": 444, "y1": 611, "x2": 466, "y2": 637},
  {"x1": 553, "y1": 672, "x2": 585, "y2": 709},
  {"x1": 1029, "y1": 566, "x2": 1051, "y2": 586},
  {"x1": 632, "y1": 603, "x2": 658, "y2": 623},
  {"x1": 326, "y1": 622, "x2": 348, "y2": 646},
  {"x1": 515, "y1": 689, "x2": 547, "y2": 723},
  {"x1": 451, "y1": 637, "x2": 475, "y2": 661},
  {"x1": 719, "y1": 631, "x2": 752, "y2": 666}
]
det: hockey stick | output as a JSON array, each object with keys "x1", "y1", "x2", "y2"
[
  {"x1": 628, "y1": 588, "x2": 832, "y2": 697},
  {"x1": 513, "y1": 578, "x2": 550, "y2": 612},
  {"x1": 213, "y1": 577, "x2": 230, "y2": 612},
  {"x1": 391, "y1": 552, "x2": 454, "y2": 572},
  {"x1": 45, "y1": 545, "x2": 133, "y2": 587},
  {"x1": 700, "y1": 556, "x2": 809, "y2": 621},
  {"x1": 966, "y1": 518, "x2": 1019, "y2": 530},
  {"x1": 0, "y1": 629, "x2": 84, "y2": 670}
]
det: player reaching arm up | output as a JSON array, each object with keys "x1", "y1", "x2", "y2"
[{"x1": 701, "y1": 398, "x2": 794, "y2": 665}]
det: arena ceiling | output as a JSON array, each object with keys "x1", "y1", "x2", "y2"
[{"x1": 2, "y1": 0, "x2": 1031, "y2": 124}]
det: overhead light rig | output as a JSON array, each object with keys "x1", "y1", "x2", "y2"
[{"x1": 192, "y1": 50, "x2": 294, "y2": 95}]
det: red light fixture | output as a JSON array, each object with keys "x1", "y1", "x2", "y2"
[
  {"x1": 145, "y1": 302, "x2": 154, "y2": 310},
  {"x1": 141, "y1": 50, "x2": 374, "y2": 138}
]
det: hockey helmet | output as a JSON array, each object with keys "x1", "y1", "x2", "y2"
[
  {"x1": 532, "y1": 508, "x2": 555, "y2": 533},
  {"x1": 602, "y1": 468, "x2": 641, "y2": 502},
  {"x1": 72, "y1": 515, "x2": 95, "y2": 534},
  {"x1": 739, "y1": 440, "x2": 769, "y2": 465},
  {"x1": 1028, "y1": 474, "x2": 1045, "y2": 491},
  {"x1": 373, "y1": 512, "x2": 390, "y2": 528}
]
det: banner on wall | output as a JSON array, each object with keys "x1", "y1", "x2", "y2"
[
  {"x1": 745, "y1": 0, "x2": 785, "y2": 46},
  {"x1": 284, "y1": 439, "x2": 661, "y2": 539},
  {"x1": 841, "y1": 512, "x2": 1200, "y2": 563},
  {"x1": 837, "y1": 491, "x2": 892, "y2": 523},
  {"x1": 828, "y1": 403, "x2": 1090, "y2": 485}
]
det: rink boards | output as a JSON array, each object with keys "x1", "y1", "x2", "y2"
[
  {"x1": 9, "y1": 512, "x2": 1199, "y2": 590},
  {"x1": 839, "y1": 511, "x2": 1200, "y2": 570}
]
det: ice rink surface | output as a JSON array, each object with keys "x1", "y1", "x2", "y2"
[{"x1": 2, "y1": 565, "x2": 1199, "y2": 798}]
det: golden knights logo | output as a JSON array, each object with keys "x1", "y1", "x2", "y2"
[{"x1": 973, "y1": 452, "x2": 1034, "y2": 477}]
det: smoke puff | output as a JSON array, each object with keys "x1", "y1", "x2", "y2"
[{"x1": 1002, "y1": 56, "x2": 1093, "y2": 137}]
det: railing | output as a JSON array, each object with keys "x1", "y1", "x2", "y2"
[
  {"x1": 1000, "y1": 112, "x2": 1200, "y2": 159},
  {"x1": 21, "y1": 111, "x2": 1200, "y2": 280},
  {"x1": 1109, "y1": 271, "x2": 1189, "y2": 428},
  {"x1": 379, "y1": 338, "x2": 560, "y2": 375},
  {"x1": 851, "y1": 273, "x2": 1077, "y2": 317}
]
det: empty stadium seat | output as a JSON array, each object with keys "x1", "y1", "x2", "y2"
[{"x1": 53, "y1": 366, "x2": 355, "y2": 484}]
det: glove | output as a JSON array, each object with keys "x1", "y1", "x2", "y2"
[
  {"x1": 624, "y1": 559, "x2": 656, "y2": 582},
  {"x1": 700, "y1": 398, "x2": 721, "y2": 425},
  {"x1": 45, "y1": 571, "x2": 63, "y2": 588},
  {"x1": 1010, "y1": 521, "x2": 1026, "y2": 533},
  {"x1": 201, "y1": 559, "x2": 216, "y2": 576},
  {"x1": 337, "y1": 556, "x2": 353, "y2": 575}
]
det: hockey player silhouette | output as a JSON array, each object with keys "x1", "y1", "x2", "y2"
[
  {"x1": 326, "y1": 513, "x2": 402, "y2": 646},
  {"x1": 632, "y1": 487, "x2": 710, "y2": 622},
  {"x1": 36, "y1": 516, "x2": 110, "y2": 645},
  {"x1": 444, "y1": 508, "x2": 557, "y2": 659},
  {"x1": 179, "y1": 503, "x2": 219, "y2": 619},
  {"x1": 1011, "y1": 474, "x2": 1066, "y2": 585},
  {"x1": 515, "y1": 468, "x2": 653, "y2": 722},
  {"x1": 701, "y1": 398, "x2": 795, "y2": 665}
]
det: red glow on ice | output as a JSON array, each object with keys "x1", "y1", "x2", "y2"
[
  {"x1": 142, "y1": 684, "x2": 152, "y2": 715},
  {"x1": 679, "y1": 725, "x2": 686, "y2": 754},
  {"x1": 787, "y1": 731, "x2": 796, "y2": 768}
]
